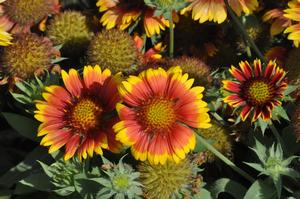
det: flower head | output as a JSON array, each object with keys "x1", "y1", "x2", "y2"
[
  {"x1": 245, "y1": 139, "x2": 300, "y2": 198},
  {"x1": 1, "y1": 0, "x2": 59, "y2": 31},
  {"x1": 114, "y1": 66, "x2": 211, "y2": 165},
  {"x1": 34, "y1": 65, "x2": 123, "y2": 161},
  {"x1": 47, "y1": 11, "x2": 93, "y2": 57},
  {"x1": 138, "y1": 159, "x2": 195, "y2": 199},
  {"x1": 263, "y1": 8, "x2": 291, "y2": 36},
  {"x1": 0, "y1": 33, "x2": 58, "y2": 82},
  {"x1": 198, "y1": 121, "x2": 232, "y2": 162},
  {"x1": 39, "y1": 159, "x2": 82, "y2": 192},
  {"x1": 285, "y1": 48, "x2": 300, "y2": 97},
  {"x1": 170, "y1": 56, "x2": 211, "y2": 86},
  {"x1": 97, "y1": 0, "x2": 171, "y2": 37},
  {"x1": 223, "y1": 59, "x2": 288, "y2": 122},
  {"x1": 182, "y1": 0, "x2": 259, "y2": 24},
  {"x1": 95, "y1": 157, "x2": 143, "y2": 198},
  {"x1": 87, "y1": 29, "x2": 140, "y2": 74}
]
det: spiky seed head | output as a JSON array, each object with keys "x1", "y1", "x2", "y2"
[
  {"x1": 2, "y1": 0, "x2": 58, "y2": 26},
  {"x1": 286, "y1": 48, "x2": 300, "y2": 87},
  {"x1": 170, "y1": 56, "x2": 211, "y2": 86},
  {"x1": 198, "y1": 122, "x2": 232, "y2": 162},
  {"x1": 138, "y1": 159, "x2": 193, "y2": 199},
  {"x1": 87, "y1": 29, "x2": 140, "y2": 73},
  {"x1": 47, "y1": 11, "x2": 93, "y2": 57},
  {"x1": 1, "y1": 33, "x2": 57, "y2": 79}
]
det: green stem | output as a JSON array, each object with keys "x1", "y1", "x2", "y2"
[
  {"x1": 224, "y1": 0, "x2": 266, "y2": 63},
  {"x1": 196, "y1": 131, "x2": 255, "y2": 182},
  {"x1": 169, "y1": 13, "x2": 174, "y2": 58},
  {"x1": 269, "y1": 123, "x2": 286, "y2": 151}
]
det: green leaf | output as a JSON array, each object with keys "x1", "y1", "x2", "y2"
[
  {"x1": 210, "y1": 178, "x2": 247, "y2": 199},
  {"x1": 244, "y1": 162, "x2": 264, "y2": 173},
  {"x1": 281, "y1": 168, "x2": 300, "y2": 179},
  {"x1": 2, "y1": 112, "x2": 39, "y2": 141},
  {"x1": 51, "y1": 57, "x2": 68, "y2": 64},
  {"x1": 284, "y1": 85, "x2": 298, "y2": 95},
  {"x1": 243, "y1": 179, "x2": 276, "y2": 199},
  {"x1": 255, "y1": 118, "x2": 269, "y2": 135},
  {"x1": 0, "y1": 189, "x2": 12, "y2": 199},
  {"x1": 0, "y1": 147, "x2": 50, "y2": 188},
  {"x1": 74, "y1": 175, "x2": 101, "y2": 199},
  {"x1": 10, "y1": 93, "x2": 32, "y2": 104},
  {"x1": 251, "y1": 138, "x2": 267, "y2": 164},
  {"x1": 19, "y1": 172, "x2": 51, "y2": 192},
  {"x1": 54, "y1": 187, "x2": 76, "y2": 196},
  {"x1": 272, "y1": 106, "x2": 290, "y2": 122},
  {"x1": 192, "y1": 188, "x2": 212, "y2": 199},
  {"x1": 91, "y1": 178, "x2": 111, "y2": 187},
  {"x1": 15, "y1": 82, "x2": 32, "y2": 97}
]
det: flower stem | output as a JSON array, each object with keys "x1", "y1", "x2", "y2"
[
  {"x1": 196, "y1": 131, "x2": 255, "y2": 182},
  {"x1": 269, "y1": 123, "x2": 286, "y2": 151},
  {"x1": 224, "y1": 0, "x2": 266, "y2": 63},
  {"x1": 169, "y1": 13, "x2": 174, "y2": 58}
]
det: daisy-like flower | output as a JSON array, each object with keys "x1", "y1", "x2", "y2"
[
  {"x1": 182, "y1": 0, "x2": 259, "y2": 24},
  {"x1": 97, "y1": 0, "x2": 171, "y2": 37},
  {"x1": 284, "y1": 0, "x2": 300, "y2": 47},
  {"x1": 113, "y1": 66, "x2": 211, "y2": 165},
  {"x1": 263, "y1": 8, "x2": 291, "y2": 36},
  {"x1": 35, "y1": 65, "x2": 123, "y2": 161},
  {"x1": 223, "y1": 59, "x2": 288, "y2": 122}
]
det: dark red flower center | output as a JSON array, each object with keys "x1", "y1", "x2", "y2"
[
  {"x1": 69, "y1": 99, "x2": 102, "y2": 132},
  {"x1": 243, "y1": 79, "x2": 274, "y2": 105}
]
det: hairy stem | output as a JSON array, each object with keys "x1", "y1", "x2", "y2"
[
  {"x1": 224, "y1": 0, "x2": 266, "y2": 63},
  {"x1": 196, "y1": 131, "x2": 255, "y2": 182},
  {"x1": 169, "y1": 13, "x2": 174, "y2": 58}
]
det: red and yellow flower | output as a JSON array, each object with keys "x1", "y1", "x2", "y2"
[
  {"x1": 97, "y1": 0, "x2": 171, "y2": 37},
  {"x1": 35, "y1": 65, "x2": 123, "y2": 161},
  {"x1": 263, "y1": 9, "x2": 291, "y2": 36},
  {"x1": 223, "y1": 59, "x2": 288, "y2": 122},
  {"x1": 182, "y1": 0, "x2": 259, "y2": 24},
  {"x1": 133, "y1": 33, "x2": 164, "y2": 64},
  {"x1": 113, "y1": 66, "x2": 211, "y2": 165},
  {"x1": 283, "y1": 0, "x2": 300, "y2": 47}
]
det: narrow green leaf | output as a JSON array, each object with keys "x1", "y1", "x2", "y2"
[
  {"x1": 244, "y1": 162, "x2": 264, "y2": 173},
  {"x1": 2, "y1": 112, "x2": 39, "y2": 141}
]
